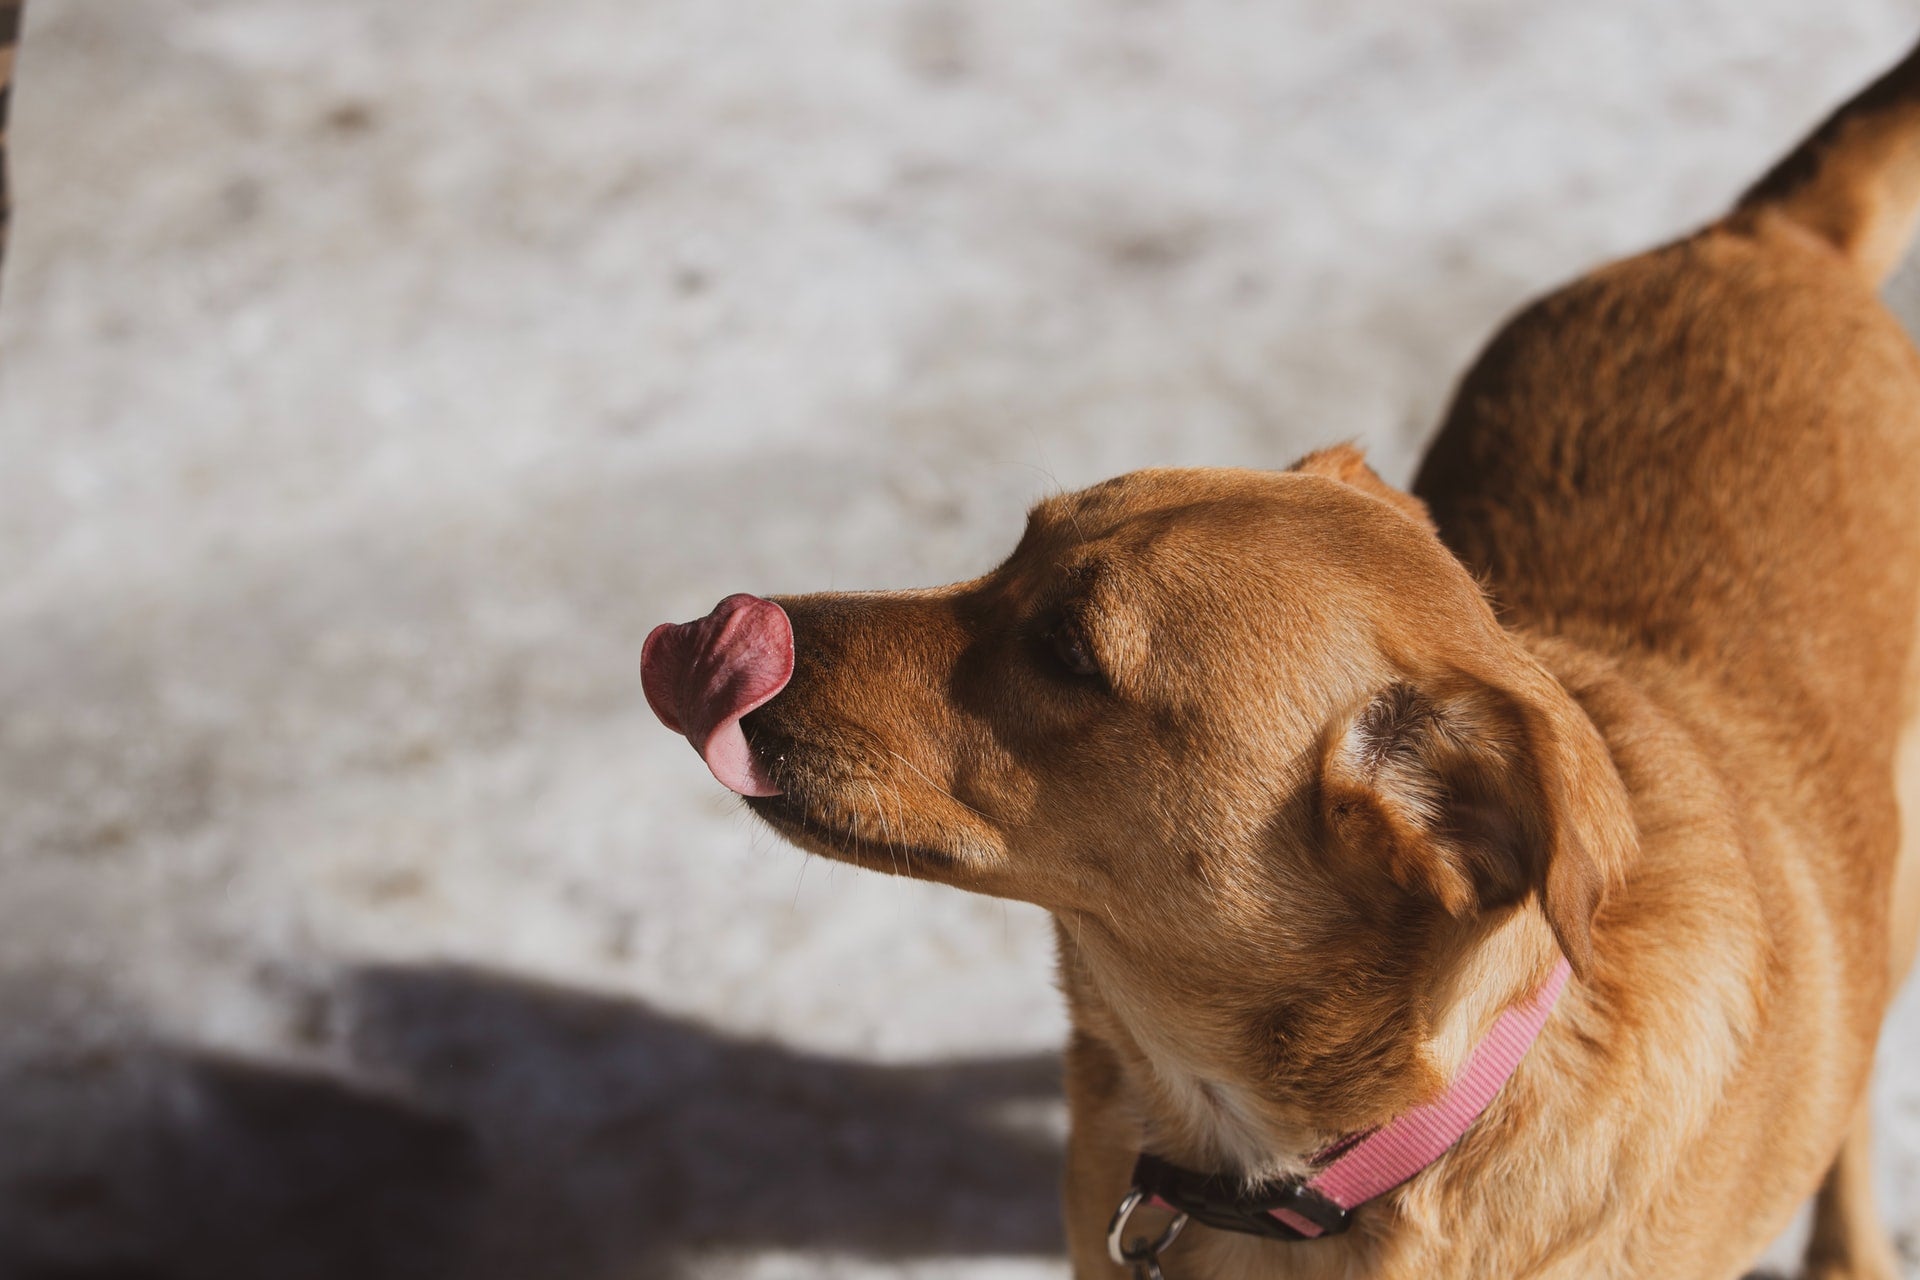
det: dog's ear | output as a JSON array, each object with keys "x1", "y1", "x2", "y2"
[
  {"x1": 1292, "y1": 444, "x2": 1436, "y2": 532},
  {"x1": 1318, "y1": 669, "x2": 1636, "y2": 978}
]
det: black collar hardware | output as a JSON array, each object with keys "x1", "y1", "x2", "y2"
[{"x1": 1130, "y1": 1152, "x2": 1355, "y2": 1242}]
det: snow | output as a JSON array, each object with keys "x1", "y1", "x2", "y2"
[{"x1": 1, "y1": 1, "x2": 1916, "y2": 1275}]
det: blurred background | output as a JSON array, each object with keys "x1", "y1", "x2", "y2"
[{"x1": 2, "y1": 2, "x2": 1918, "y2": 1277}]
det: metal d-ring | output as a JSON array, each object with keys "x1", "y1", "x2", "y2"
[{"x1": 1107, "y1": 1185, "x2": 1189, "y2": 1278}]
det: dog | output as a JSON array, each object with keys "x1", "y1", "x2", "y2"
[{"x1": 643, "y1": 42, "x2": 1920, "y2": 1280}]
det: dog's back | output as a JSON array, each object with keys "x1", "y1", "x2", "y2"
[
  {"x1": 1418, "y1": 45, "x2": 1920, "y2": 760},
  {"x1": 1417, "y1": 43, "x2": 1920, "y2": 1279}
]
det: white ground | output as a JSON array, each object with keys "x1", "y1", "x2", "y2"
[{"x1": 2, "y1": 2, "x2": 1918, "y2": 1276}]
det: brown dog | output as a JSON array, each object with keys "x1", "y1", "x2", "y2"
[{"x1": 643, "y1": 43, "x2": 1920, "y2": 1280}]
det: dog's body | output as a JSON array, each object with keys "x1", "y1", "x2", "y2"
[
  {"x1": 646, "y1": 45, "x2": 1920, "y2": 1280},
  {"x1": 1394, "y1": 127, "x2": 1920, "y2": 1280}
]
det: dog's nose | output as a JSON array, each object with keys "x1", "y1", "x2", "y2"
[{"x1": 642, "y1": 593, "x2": 794, "y2": 796}]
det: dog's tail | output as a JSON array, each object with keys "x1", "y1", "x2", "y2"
[{"x1": 1733, "y1": 39, "x2": 1920, "y2": 286}]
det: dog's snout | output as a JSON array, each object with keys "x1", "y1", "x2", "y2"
[{"x1": 642, "y1": 593, "x2": 794, "y2": 796}]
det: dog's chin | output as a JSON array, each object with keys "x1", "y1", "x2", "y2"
[{"x1": 744, "y1": 791, "x2": 971, "y2": 882}]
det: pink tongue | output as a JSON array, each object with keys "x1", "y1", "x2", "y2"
[{"x1": 641, "y1": 594, "x2": 794, "y2": 796}]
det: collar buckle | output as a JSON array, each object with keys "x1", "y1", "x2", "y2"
[{"x1": 1106, "y1": 1185, "x2": 1189, "y2": 1278}]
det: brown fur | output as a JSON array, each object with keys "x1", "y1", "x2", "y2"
[{"x1": 726, "y1": 43, "x2": 1920, "y2": 1279}]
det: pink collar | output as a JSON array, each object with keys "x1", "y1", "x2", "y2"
[{"x1": 1110, "y1": 960, "x2": 1571, "y2": 1265}]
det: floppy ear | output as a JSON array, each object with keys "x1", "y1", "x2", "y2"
[
  {"x1": 1318, "y1": 669, "x2": 1636, "y2": 978},
  {"x1": 1292, "y1": 443, "x2": 1436, "y2": 532}
]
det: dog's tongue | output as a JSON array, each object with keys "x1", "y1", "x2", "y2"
[{"x1": 642, "y1": 594, "x2": 794, "y2": 796}]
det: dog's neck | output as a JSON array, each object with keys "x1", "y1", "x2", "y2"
[
  {"x1": 1061, "y1": 646, "x2": 1775, "y2": 1276},
  {"x1": 1075, "y1": 904, "x2": 1565, "y2": 1184}
]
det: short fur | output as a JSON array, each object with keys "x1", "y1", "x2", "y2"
[{"x1": 723, "y1": 43, "x2": 1920, "y2": 1279}]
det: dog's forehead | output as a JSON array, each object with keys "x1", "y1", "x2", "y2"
[
  {"x1": 1034, "y1": 466, "x2": 1282, "y2": 528},
  {"x1": 1020, "y1": 467, "x2": 1398, "y2": 572},
  {"x1": 1002, "y1": 468, "x2": 1484, "y2": 663}
]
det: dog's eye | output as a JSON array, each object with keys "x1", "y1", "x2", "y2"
[{"x1": 1047, "y1": 619, "x2": 1101, "y2": 679}]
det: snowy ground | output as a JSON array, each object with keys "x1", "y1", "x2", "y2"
[{"x1": 1, "y1": 2, "x2": 1918, "y2": 1276}]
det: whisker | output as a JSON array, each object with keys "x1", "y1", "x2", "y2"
[
  {"x1": 883, "y1": 777, "x2": 916, "y2": 878},
  {"x1": 883, "y1": 748, "x2": 991, "y2": 821},
  {"x1": 792, "y1": 851, "x2": 813, "y2": 912},
  {"x1": 865, "y1": 779, "x2": 901, "y2": 878}
]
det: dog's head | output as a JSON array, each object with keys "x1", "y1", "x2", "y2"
[{"x1": 645, "y1": 447, "x2": 1634, "y2": 1126}]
